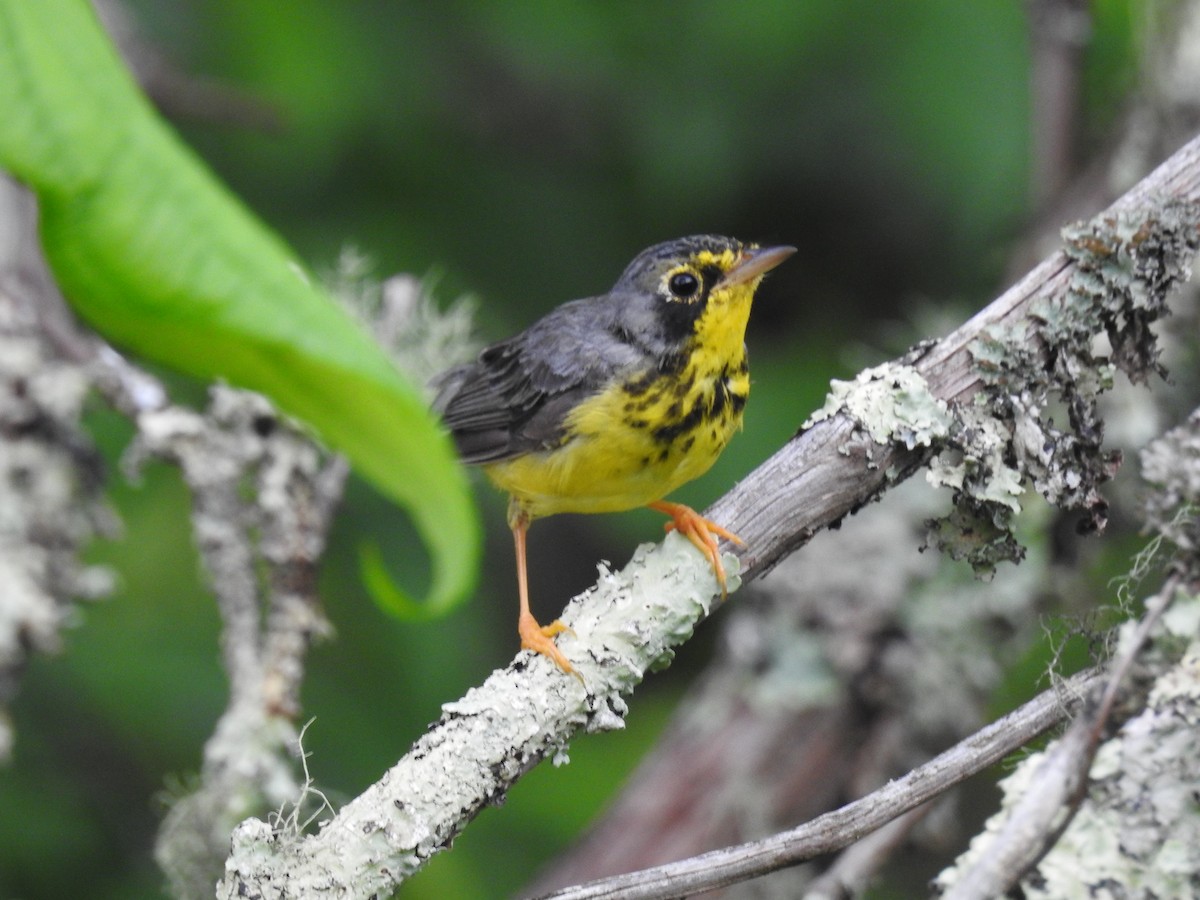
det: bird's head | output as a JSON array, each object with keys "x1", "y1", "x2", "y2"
[{"x1": 615, "y1": 235, "x2": 794, "y2": 353}]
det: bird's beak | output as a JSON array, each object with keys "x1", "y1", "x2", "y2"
[{"x1": 721, "y1": 244, "x2": 797, "y2": 287}]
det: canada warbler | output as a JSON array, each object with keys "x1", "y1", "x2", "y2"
[{"x1": 433, "y1": 235, "x2": 794, "y2": 675}]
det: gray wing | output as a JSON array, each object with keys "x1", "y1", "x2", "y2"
[{"x1": 431, "y1": 295, "x2": 649, "y2": 465}]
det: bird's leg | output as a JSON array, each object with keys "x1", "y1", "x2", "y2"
[
  {"x1": 511, "y1": 510, "x2": 577, "y2": 676},
  {"x1": 648, "y1": 500, "x2": 746, "y2": 599}
]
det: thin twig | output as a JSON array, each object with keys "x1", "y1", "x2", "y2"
[
  {"x1": 942, "y1": 575, "x2": 1181, "y2": 900},
  {"x1": 531, "y1": 669, "x2": 1101, "y2": 900},
  {"x1": 802, "y1": 804, "x2": 934, "y2": 900}
]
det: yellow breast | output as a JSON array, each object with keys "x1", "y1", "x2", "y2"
[{"x1": 485, "y1": 272, "x2": 757, "y2": 521}]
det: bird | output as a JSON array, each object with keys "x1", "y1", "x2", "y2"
[{"x1": 433, "y1": 235, "x2": 794, "y2": 676}]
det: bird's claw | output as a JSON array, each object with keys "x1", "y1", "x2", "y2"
[
  {"x1": 519, "y1": 613, "x2": 582, "y2": 681},
  {"x1": 652, "y1": 501, "x2": 743, "y2": 599}
]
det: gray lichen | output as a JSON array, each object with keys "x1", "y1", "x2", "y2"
[
  {"x1": 1062, "y1": 204, "x2": 1199, "y2": 383},
  {"x1": 935, "y1": 593, "x2": 1200, "y2": 900},
  {"x1": 925, "y1": 201, "x2": 1200, "y2": 575},
  {"x1": 810, "y1": 204, "x2": 1199, "y2": 579},
  {"x1": 804, "y1": 362, "x2": 953, "y2": 459},
  {"x1": 219, "y1": 533, "x2": 733, "y2": 898},
  {"x1": 1140, "y1": 408, "x2": 1200, "y2": 555},
  {"x1": 0, "y1": 286, "x2": 117, "y2": 763},
  {"x1": 132, "y1": 385, "x2": 346, "y2": 900},
  {"x1": 324, "y1": 249, "x2": 478, "y2": 400},
  {"x1": 935, "y1": 401, "x2": 1200, "y2": 899}
]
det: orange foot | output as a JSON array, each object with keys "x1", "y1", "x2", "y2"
[
  {"x1": 518, "y1": 612, "x2": 581, "y2": 680},
  {"x1": 648, "y1": 500, "x2": 746, "y2": 598}
]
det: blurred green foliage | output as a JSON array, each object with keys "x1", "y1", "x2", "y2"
[
  {"x1": 0, "y1": 0, "x2": 479, "y2": 623},
  {"x1": 0, "y1": 2, "x2": 1139, "y2": 898}
]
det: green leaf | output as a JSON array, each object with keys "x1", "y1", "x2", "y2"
[{"x1": 0, "y1": 0, "x2": 479, "y2": 617}]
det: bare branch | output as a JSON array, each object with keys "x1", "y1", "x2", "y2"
[
  {"x1": 533, "y1": 669, "x2": 1101, "y2": 900},
  {"x1": 801, "y1": 804, "x2": 934, "y2": 900},
  {"x1": 940, "y1": 578, "x2": 1179, "y2": 900}
]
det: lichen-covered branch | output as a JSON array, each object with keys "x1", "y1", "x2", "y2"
[
  {"x1": 936, "y1": 411, "x2": 1200, "y2": 897},
  {"x1": 221, "y1": 136, "x2": 1200, "y2": 898},
  {"x1": 536, "y1": 405, "x2": 1200, "y2": 900},
  {"x1": 2, "y1": 164, "x2": 479, "y2": 896},
  {"x1": 523, "y1": 474, "x2": 1054, "y2": 896},
  {"x1": 0, "y1": 175, "x2": 119, "y2": 764},
  {"x1": 937, "y1": 581, "x2": 1194, "y2": 900},
  {"x1": 533, "y1": 19, "x2": 1200, "y2": 894},
  {"x1": 709, "y1": 134, "x2": 1200, "y2": 582},
  {"x1": 532, "y1": 669, "x2": 1101, "y2": 900},
  {"x1": 128, "y1": 387, "x2": 345, "y2": 899},
  {"x1": 151, "y1": 264, "x2": 471, "y2": 899},
  {"x1": 219, "y1": 536, "x2": 735, "y2": 898}
]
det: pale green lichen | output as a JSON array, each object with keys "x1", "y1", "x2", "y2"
[
  {"x1": 927, "y1": 405, "x2": 1025, "y2": 513},
  {"x1": 562, "y1": 533, "x2": 734, "y2": 689},
  {"x1": 804, "y1": 362, "x2": 953, "y2": 450},
  {"x1": 1060, "y1": 204, "x2": 1200, "y2": 383},
  {"x1": 926, "y1": 201, "x2": 1200, "y2": 576},
  {"x1": 805, "y1": 199, "x2": 1200, "y2": 578},
  {"x1": 219, "y1": 531, "x2": 739, "y2": 899},
  {"x1": 935, "y1": 593, "x2": 1200, "y2": 899},
  {"x1": 936, "y1": 406, "x2": 1200, "y2": 898},
  {"x1": 1140, "y1": 409, "x2": 1200, "y2": 555}
]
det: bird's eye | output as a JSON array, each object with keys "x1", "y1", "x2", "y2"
[{"x1": 668, "y1": 271, "x2": 700, "y2": 299}]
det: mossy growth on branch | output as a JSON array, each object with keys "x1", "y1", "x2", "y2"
[{"x1": 925, "y1": 200, "x2": 1200, "y2": 576}]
